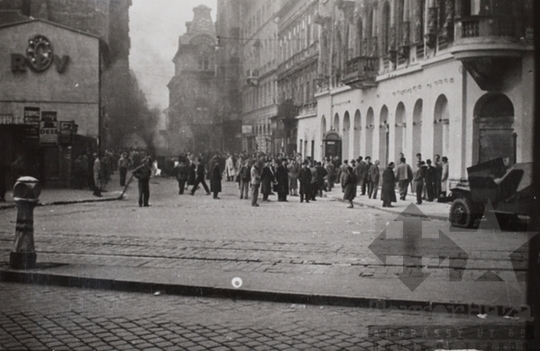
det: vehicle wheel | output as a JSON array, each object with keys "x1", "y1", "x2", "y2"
[{"x1": 449, "y1": 197, "x2": 478, "y2": 228}]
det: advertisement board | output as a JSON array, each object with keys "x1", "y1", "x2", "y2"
[
  {"x1": 24, "y1": 107, "x2": 40, "y2": 143},
  {"x1": 40, "y1": 111, "x2": 58, "y2": 145}
]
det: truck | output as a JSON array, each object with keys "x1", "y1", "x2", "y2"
[{"x1": 448, "y1": 158, "x2": 533, "y2": 228}]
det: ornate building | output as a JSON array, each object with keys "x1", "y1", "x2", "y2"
[
  {"x1": 296, "y1": 0, "x2": 534, "y2": 188},
  {"x1": 166, "y1": 5, "x2": 221, "y2": 155},
  {"x1": 277, "y1": 0, "x2": 320, "y2": 156},
  {"x1": 236, "y1": 0, "x2": 281, "y2": 154},
  {"x1": 216, "y1": 0, "x2": 243, "y2": 153}
]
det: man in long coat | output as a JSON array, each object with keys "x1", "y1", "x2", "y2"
[
  {"x1": 298, "y1": 161, "x2": 312, "y2": 203},
  {"x1": 275, "y1": 159, "x2": 289, "y2": 202},
  {"x1": 261, "y1": 160, "x2": 275, "y2": 201},
  {"x1": 210, "y1": 163, "x2": 222, "y2": 199},
  {"x1": 381, "y1": 162, "x2": 396, "y2": 207}
]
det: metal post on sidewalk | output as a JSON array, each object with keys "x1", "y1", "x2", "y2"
[{"x1": 10, "y1": 176, "x2": 41, "y2": 269}]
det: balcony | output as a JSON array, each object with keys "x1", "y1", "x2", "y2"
[
  {"x1": 341, "y1": 56, "x2": 379, "y2": 89},
  {"x1": 451, "y1": 16, "x2": 531, "y2": 91}
]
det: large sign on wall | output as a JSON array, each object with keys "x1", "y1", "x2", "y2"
[{"x1": 11, "y1": 35, "x2": 69, "y2": 73}]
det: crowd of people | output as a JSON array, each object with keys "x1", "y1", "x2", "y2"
[
  {"x1": 0, "y1": 146, "x2": 450, "y2": 212},
  {"x1": 161, "y1": 151, "x2": 450, "y2": 209}
]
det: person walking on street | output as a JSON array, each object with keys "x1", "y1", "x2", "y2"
[
  {"x1": 414, "y1": 161, "x2": 426, "y2": 204},
  {"x1": 190, "y1": 158, "x2": 211, "y2": 196},
  {"x1": 395, "y1": 157, "x2": 413, "y2": 201},
  {"x1": 186, "y1": 158, "x2": 196, "y2": 192},
  {"x1": 298, "y1": 160, "x2": 312, "y2": 203},
  {"x1": 133, "y1": 157, "x2": 153, "y2": 207},
  {"x1": 441, "y1": 157, "x2": 449, "y2": 197},
  {"x1": 368, "y1": 160, "x2": 380, "y2": 199},
  {"x1": 239, "y1": 159, "x2": 251, "y2": 200},
  {"x1": 343, "y1": 166, "x2": 357, "y2": 208},
  {"x1": 250, "y1": 162, "x2": 261, "y2": 207},
  {"x1": 175, "y1": 157, "x2": 189, "y2": 195},
  {"x1": 210, "y1": 163, "x2": 222, "y2": 199},
  {"x1": 381, "y1": 162, "x2": 397, "y2": 208},
  {"x1": 118, "y1": 152, "x2": 130, "y2": 186}
]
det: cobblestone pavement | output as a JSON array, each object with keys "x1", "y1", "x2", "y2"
[
  {"x1": 0, "y1": 178, "x2": 527, "y2": 303},
  {"x1": 0, "y1": 282, "x2": 526, "y2": 351},
  {"x1": 0, "y1": 178, "x2": 528, "y2": 283}
]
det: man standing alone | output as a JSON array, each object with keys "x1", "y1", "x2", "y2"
[
  {"x1": 298, "y1": 161, "x2": 312, "y2": 203},
  {"x1": 133, "y1": 157, "x2": 152, "y2": 207}
]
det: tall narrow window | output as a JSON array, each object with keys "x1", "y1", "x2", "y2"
[{"x1": 382, "y1": 2, "x2": 391, "y2": 55}]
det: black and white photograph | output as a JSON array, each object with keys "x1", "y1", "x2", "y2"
[{"x1": 0, "y1": 0, "x2": 539, "y2": 350}]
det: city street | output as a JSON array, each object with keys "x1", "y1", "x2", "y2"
[{"x1": 0, "y1": 176, "x2": 533, "y2": 349}]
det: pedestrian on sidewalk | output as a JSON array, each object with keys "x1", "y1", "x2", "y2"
[
  {"x1": 368, "y1": 160, "x2": 380, "y2": 199},
  {"x1": 381, "y1": 162, "x2": 396, "y2": 208},
  {"x1": 343, "y1": 166, "x2": 357, "y2": 208},
  {"x1": 239, "y1": 159, "x2": 251, "y2": 200},
  {"x1": 324, "y1": 158, "x2": 335, "y2": 192},
  {"x1": 118, "y1": 152, "x2": 130, "y2": 186},
  {"x1": 275, "y1": 159, "x2": 289, "y2": 202},
  {"x1": 174, "y1": 157, "x2": 189, "y2": 195},
  {"x1": 434, "y1": 155, "x2": 443, "y2": 198},
  {"x1": 363, "y1": 156, "x2": 372, "y2": 196},
  {"x1": 210, "y1": 163, "x2": 222, "y2": 199},
  {"x1": 250, "y1": 161, "x2": 261, "y2": 207},
  {"x1": 395, "y1": 157, "x2": 413, "y2": 201},
  {"x1": 92, "y1": 153, "x2": 103, "y2": 197},
  {"x1": 133, "y1": 157, "x2": 152, "y2": 207},
  {"x1": 413, "y1": 161, "x2": 426, "y2": 205},
  {"x1": 425, "y1": 159, "x2": 436, "y2": 202},
  {"x1": 316, "y1": 161, "x2": 327, "y2": 197},
  {"x1": 190, "y1": 158, "x2": 211, "y2": 196},
  {"x1": 441, "y1": 156, "x2": 449, "y2": 197},
  {"x1": 287, "y1": 159, "x2": 299, "y2": 196},
  {"x1": 339, "y1": 160, "x2": 348, "y2": 193},
  {"x1": 186, "y1": 158, "x2": 196, "y2": 192},
  {"x1": 261, "y1": 160, "x2": 275, "y2": 202},
  {"x1": 298, "y1": 160, "x2": 312, "y2": 203},
  {"x1": 310, "y1": 161, "x2": 319, "y2": 201}
]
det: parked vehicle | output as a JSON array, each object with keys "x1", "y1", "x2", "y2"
[{"x1": 449, "y1": 158, "x2": 533, "y2": 228}]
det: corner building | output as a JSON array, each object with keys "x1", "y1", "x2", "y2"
[{"x1": 297, "y1": 0, "x2": 534, "y2": 188}]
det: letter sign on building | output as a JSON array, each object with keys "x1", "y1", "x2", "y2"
[{"x1": 11, "y1": 35, "x2": 69, "y2": 73}]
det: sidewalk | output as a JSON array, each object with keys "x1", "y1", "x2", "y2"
[
  {"x1": 327, "y1": 186, "x2": 451, "y2": 221},
  {"x1": 0, "y1": 172, "x2": 126, "y2": 210}
]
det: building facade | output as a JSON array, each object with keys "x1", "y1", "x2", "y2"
[
  {"x1": 277, "y1": 0, "x2": 320, "y2": 157},
  {"x1": 166, "y1": 5, "x2": 221, "y2": 155},
  {"x1": 295, "y1": 0, "x2": 534, "y2": 188},
  {"x1": 236, "y1": 0, "x2": 280, "y2": 154},
  {"x1": 0, "y1": 0, "x2": 131, "y2": 188},
  {"x1": 216, "y1": 0, "x2": 243, "y2": 154}
]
